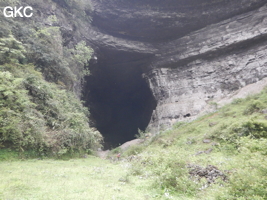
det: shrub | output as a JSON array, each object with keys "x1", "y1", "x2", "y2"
[
  {"x1": 134, "y1": 128, "x2": 147, "y2": 139},
  {"x1": 0, "y1": 64, "x2": 102, "y2": 156},
  {"x1": 231, "y1": 98, "x2": 244, "y2": 105},
  {"x1": 130, "y1": 149, "x2": 199, "y2": 196},
  {"x1": 243, "y1": 100, "x2": 265, "y2": 115},
  {"x1": 210, "y1": 119, "x2": 267, "y2": 146},
  {"x1": 110, "y1": 147, "x2": 122, "y2": 155},
  {"x1": 0, "y1": 34, "x2": 26, "y2": 64},
  {"x1": 124, "y1": 145, "x2": 145, "y2": 156},
  {"x1": 240, "y1": 120, "x2": 267, "y2": 139},
  {"x1": 0, "y1": 70, "x2": 45, "y2": 151}
]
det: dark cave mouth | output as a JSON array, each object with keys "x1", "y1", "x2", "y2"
[{"x1": 83, "y1": 50, "x2": 157, "y2": 149}]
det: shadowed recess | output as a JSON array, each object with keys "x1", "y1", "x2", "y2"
[{"x1": 83, "y1": 49, "x2": 156, "y2": 149}]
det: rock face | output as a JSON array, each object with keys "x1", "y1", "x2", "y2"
[
  {"x1": 88, "y1": 0, "x2": 267, "y2": 134},
  {"x1": 90, "y1": 0, "x2": 266, "y2": 42},
  {"x1": 147, "y1": 4, "x2": 267, "y2": 132}
]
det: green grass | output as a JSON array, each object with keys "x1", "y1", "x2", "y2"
[
  {"x1": 1, "y1": 88, "x2": 267, "y2": 199},
  {"x1": 0, "y1": 149, "x2": 19, "y2": 161},
  {"x1": 0, "y1": 156, "x2": 160, "y2": 200}
]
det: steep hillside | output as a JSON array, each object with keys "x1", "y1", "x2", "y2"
[
  {"x1": 114, "y1": 86, "x2": 267, "y2": 199},
  {"x1": 0, "y1": 0, "x2": 102, "y2": 156}
]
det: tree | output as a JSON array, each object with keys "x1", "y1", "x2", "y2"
[{"x1": 0, "y1": 35, "x2": 26, "y2": 64}]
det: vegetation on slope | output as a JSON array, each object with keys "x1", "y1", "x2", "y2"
[
  {"x1": 0, "y1": 63, "x2": 102, "y2": 157},
  {"x1": 122, "y1": 87, "x2": 267, "y2": 199},
  {"x1": 0, "y1": 0, "x2": 102, "y2": 157},
  {"x1": 0, "y1": 0, "x2": 93, "y2": 91}
]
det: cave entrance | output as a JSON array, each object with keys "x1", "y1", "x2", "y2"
[{"x1": 83, "y1": 49, "x2": 157, "y2": 149}]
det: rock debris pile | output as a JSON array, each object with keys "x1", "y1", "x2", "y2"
[{"x1": 188, "y1": 164, "x2": 228, "y2": 185}]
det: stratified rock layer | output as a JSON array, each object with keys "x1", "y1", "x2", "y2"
[{"x1": 147, "y1": 5, "x2": 267, "y2": 132}]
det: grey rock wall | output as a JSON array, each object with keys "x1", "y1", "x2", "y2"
[
  {"x1": 146, "y1": 4, "x2": 267, "y2": 132},
  {"x1": 90, "y1": 0, "x2": 266, "y2": 42}
]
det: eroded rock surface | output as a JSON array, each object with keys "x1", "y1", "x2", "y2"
[{"x1": 90, "y1": 0, "x2": 266, "y2": 42}]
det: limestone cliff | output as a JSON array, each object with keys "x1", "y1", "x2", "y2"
[
  {"x1": 147, "y1": 4, "x2": 267, "y2": 132},
  {"x1": 88, "y1": 0, "x2": 267, "y2": 133}
]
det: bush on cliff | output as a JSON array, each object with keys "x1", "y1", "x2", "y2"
[{"x1": 0, "y1": 63, "x2": 102, "y2": 157}]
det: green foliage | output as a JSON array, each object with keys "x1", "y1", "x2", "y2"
[
  {"x1": 0, "y1": 70, "x2": 43, "y2": 151},
  {"x1": 209, "y1": 119, "x2": 267, "y2": 148},
  {"x1": 0, "y1": 0, "x2": 19, "y2": 7},
  {"x1": 238, "y1": 137, "x2": 267, "y2": 155},
  {"x1": 243, "y1": 100, "x2": 265, "y2": 115},
  {"x1": 26, "y1": 26, "x2": 75, "y2": 88},
  {"x1": 130, "y1": 149, "x2": 199, "y2": 196},
  {"x1": 231, "y1": 98, "x2": 244, "y2": 105},
  {"x1": 72, "y1": 41, "x2": 93, "y2": 66},
  {"x1": 173, "y1": 121, "x2": 187, "y2": 129},
  {"x1": 225, "y1": 173, "x2": 267, "y2": 200},
  {"x1": 0, "y1": 35, "x2": 26, "y2": 64},
  {"x1": 218, "y1": 140, "x2": 267, "y2": 200},
  {"x1": 68, "y1": 41, "x2": 93, "y2": 77},
  {"x1": 0, "y1": 64, "x2": 102, "y2": 156},
  {"x1": 124, "y1": 145, "x2": 145, "y2": 156},
  {"x1": 134, "y1": 128, "x2": 147, "y2": 139},
  {"x1": 241, "y1": 120, "x2": 267, "y2": 139},
  {"x1": 0, "y1": 149, "x2": 19, "y2": 161},
  {"x1": 26, "y1": 26, "x2": 92, "y2": 88},
  {"x1": 0, "y1": 0, "x2": 93, "y2": 90},
  {"x1": 110, "y1": 147, "x2": 122, "y2": 155}
]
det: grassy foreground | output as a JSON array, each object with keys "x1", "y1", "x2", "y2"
[
  {"x1": 0, "y1": 156, "x2": 158, "y2": 200},
  {"x1": 1, "y1": 87, "x2": 267, "y2": 200}
]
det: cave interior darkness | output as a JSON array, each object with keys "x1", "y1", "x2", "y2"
[{"x1": 83, "y1": 49, "x2": 157, "y2": 149}]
